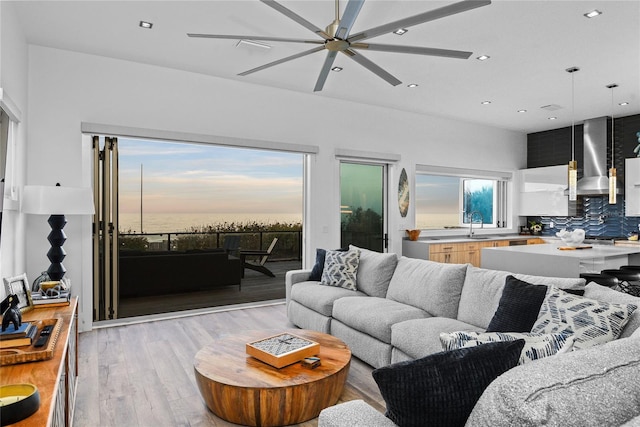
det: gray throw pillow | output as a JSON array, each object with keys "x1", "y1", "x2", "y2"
[
  {"x1": 349, "y1": 245, "x2": 398, "y2": 298},
  {"x1": 320, "y1": 249, "x2": 360, "y2": 291}
]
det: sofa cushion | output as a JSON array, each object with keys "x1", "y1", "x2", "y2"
[
  {"x1": 440, "y1": 330, "x2": 574, "y2": 365},
  {"x1": 466, "y1": 333, "x2": 640, "y2": 427},
  {"x1": 372, "y1": 340, "x2": 525, "y2": 427},
  {"x1": 391, "y1": 317, "x2": 484, "y2": 360},
  {"x1": 386, "y1": 257, "x2": 467, "y2": 318},
  {"x1": 457, "y1": 266, "x2": 586, "y2": 329},
  {"x1": 290, "y1": 281, "x2": 366, "y2": 316},
  {"x1": 531, "y1": 286, "x2": 637, "y2": 350},
  {"x1": 349, "y1": 245, "x2": 398, "y2": 298},
  {"x1": 584, "y1": 282, "x2": 640, "y2": 338},
  {"x1": 332, "y1": 296, "x2": 429, "y2": 343},
  {"x1": 318, "y1": 400, "x2": 397, "y2": 427},
  {"x1": 320, "y1": 248, "x2": 360, "y2": 290}
]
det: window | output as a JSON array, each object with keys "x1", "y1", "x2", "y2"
[{"x1": 416, "y1": 170, "x2": 509, "y2": 230}]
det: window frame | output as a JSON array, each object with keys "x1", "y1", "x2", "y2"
[{"x1": 415, "y1": 165, "x2": 511, "y2": 231}]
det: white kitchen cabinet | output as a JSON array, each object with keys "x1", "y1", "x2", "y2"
[
  {"x1": 516, "y1": 165, "x2": 568, "y2": 216},
  {"x1": 626, "y1": 158, "x2": 640, "y2": 216}
]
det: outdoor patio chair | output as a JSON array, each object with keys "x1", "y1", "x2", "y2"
[
  {"x1": 239, "y1": 238, "x2": 279, "y2": 278},
  {"x1": 222, "y1": 235, "x2": 241, "y2": 256}
]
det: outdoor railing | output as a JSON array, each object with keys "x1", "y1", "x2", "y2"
[{"x1": 119, "y1": 230, "x2": 303, "y2": 261}]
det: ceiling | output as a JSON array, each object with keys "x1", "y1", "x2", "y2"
[{"x1": 8, "y1": 0, "x2": 640, "y2": 133}]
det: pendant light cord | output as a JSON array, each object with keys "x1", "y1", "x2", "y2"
[
  {"x1": 571, "y1": 71, "x2": 575, "y2": 162},
  {"x1": 610, "y1": 85, "x2": 615, "y2": 169}
]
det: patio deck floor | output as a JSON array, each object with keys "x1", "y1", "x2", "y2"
[{"x1": 117, "y1": 259, "x2": 302, "y2": 319}]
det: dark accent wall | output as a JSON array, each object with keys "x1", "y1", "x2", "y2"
[{"x1": 526, "y1": 113, "x2": 640, "y2": 238}]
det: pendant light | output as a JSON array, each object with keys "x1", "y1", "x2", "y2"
[
  {"x1": 607, "y1": 83, "x2": 618, "y2": 204},
  {"x1": 566, "y1": 67, "x2": 579, "y2": 201}
]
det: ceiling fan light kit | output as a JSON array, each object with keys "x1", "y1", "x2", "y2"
[{"x1": 188, "y1": 0, "x2": 492, "y2": 91}]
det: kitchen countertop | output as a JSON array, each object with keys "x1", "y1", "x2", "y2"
[
  {"x1": 482, "y1": 243, "x2": 640, "y2": 259},
  {"x1": 481, "y1": 242, "x2": 640, "y2": 278},
  {"x1": 405, "y1": 234, "x2": 534, "y2": 244}
]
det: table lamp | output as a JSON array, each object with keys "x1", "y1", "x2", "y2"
[{"x1": 21, "y1": 184, "x2": 94, "y2": 280}]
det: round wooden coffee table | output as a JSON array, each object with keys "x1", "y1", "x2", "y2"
[{"x1": 194, "y1": 329, "x2": 351, "y2": 427}]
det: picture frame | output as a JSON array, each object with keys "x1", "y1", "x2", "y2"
[{"x1": 3, "y1": 273, "x2": 34, "y2": 314}]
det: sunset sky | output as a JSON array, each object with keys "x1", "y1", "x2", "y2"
[{"x1": 118, "y1": 138, "x2": 303, "y2": 215}]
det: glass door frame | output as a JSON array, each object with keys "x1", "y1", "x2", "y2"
[{"x1": 338, "y1": 159, "x2": 390, "y2": 252}]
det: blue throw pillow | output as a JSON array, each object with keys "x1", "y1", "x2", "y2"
[
  {"x1": 372, "y1": 340, "x2": 525, "y2": 427},
  {"x1": 309, "y1": 249, "x2": 327, "y2": 281},
  {"x1": 309, "y1": 248, "x2": 347, "y2": 281}
]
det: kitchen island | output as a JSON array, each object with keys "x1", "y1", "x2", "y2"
[{"x1": 481, "y1": 243, "x2": 640, "y2": 278}]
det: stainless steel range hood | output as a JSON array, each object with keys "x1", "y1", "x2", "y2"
[{"x1": 566, "y1": 116, "x2": 623, "y2": 196}]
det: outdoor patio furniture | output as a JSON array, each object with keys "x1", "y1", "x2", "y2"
[
  {"x1": 239, "y1": 238, "x2": 279, "y2": 278},
  {"x1": 222, "y1": 235, "x2": 241, "y2": 256}
]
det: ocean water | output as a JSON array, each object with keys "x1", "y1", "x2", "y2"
[{"x1": 119, "y1": 212, "x2": 302, "y2": 233}]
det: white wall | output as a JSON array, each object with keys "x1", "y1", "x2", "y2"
[
  {"x1": 24, "y1": 45, "x2": 526, "y2": 330},
  {"x1": 0, "y1": 1, "x2": 29, "y2": 290}
]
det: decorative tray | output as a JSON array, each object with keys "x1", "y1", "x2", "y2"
[
  {"x1": 0, "y1": 318, "x2": 62, "y2": 366},
  {"x1": 246, "y1": 332, "x2": 320, "y2": 368}
]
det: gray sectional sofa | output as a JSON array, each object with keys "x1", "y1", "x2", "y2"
[{"x1": 285, "y1": 246, "x2": 640, "y2": 426}]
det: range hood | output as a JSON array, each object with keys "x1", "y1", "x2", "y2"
[{"x1": 566, "y1": 116, "x2": 623, "y2": 196}]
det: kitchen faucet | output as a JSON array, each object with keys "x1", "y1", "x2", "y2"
[{"x1": 467, "y1": 211, "x2": 484, "y2": 238}]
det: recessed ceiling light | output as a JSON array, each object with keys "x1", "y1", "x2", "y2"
[
  {"x1": 393, "y1": 28, "x2": 408, "y2": 35},
  {"x1": 548, "y1": 117, "x2": 557, "y2": 120},
  {"x1": 517, "y1": 109, "x2": 527, "y2": 113},
  {"x1": 619, "y1": 102, "x2": 629, "y2": 106},
  {"x1": 407, "y1": 83, "x2": 418, "y2": 88},
  {"x1": 584, "y1": 10, "x2": 602, "y2": 18},
  {"x1": 139, "y1": 21, "x2": 153, "y2": 29},
  {"x1": 481, "y1": 101, "x2": 491, "y2": 105},
  {"x1": 331, "y1": 66, "x2": 343, "y2": 72},
  {"x1": 476, "y1": 55, "x2": 490, "y2": 61}
]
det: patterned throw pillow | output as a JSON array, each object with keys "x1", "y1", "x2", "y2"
[
  {"x1": 531, "y1": 286, "x2": 638, "y2": 350},
  {"x1": 320, "y1": 249, "x2": 360, "y2": 291},
  {"x1": 440, "y1": 330, "x2": 574, "y2": 365}
]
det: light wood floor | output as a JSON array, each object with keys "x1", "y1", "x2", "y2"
[{"x1": 74, "y1": 302, "x2": 385, "y2": 427}]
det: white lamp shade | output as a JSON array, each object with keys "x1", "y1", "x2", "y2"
[{"x1": 21, "y1": 185, "x2": 95, "y2": 215}]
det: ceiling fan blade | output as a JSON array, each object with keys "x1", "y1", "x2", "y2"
[
  {"x1": 351, "y1": 42, "x2": 472, "y2": 59},
  {"x1": 187, "y1": 34, "x2": 324, "y2": 45},
  {"x1": 342, "y1": 49, "x2": 401, "y2": 86},
  {"x1": 334, "y1": 0, "x2": 365, "y2": 40},
  {"x1": 238, "y1": 46, "x2": 325, "y2": 76},
  {"x1": 348, "y1": 0, "x2": 491, "y2": 43},
  {"x1": 314, "y1": 51, "x2": 338, "y2": 92},
  {"x1": 261, "y1": 0, "x2": 332, "y2": 40}
]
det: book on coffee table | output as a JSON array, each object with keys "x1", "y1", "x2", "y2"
[{"x1": 246, "y1": 332, "x2": 320, "y2": 368}]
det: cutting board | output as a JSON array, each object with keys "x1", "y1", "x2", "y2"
[{"x1": 557, "y1": 245, "x2": 593, "y2": 250}]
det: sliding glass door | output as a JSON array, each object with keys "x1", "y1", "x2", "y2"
[{"x1": 340, "y1": 162, "x2": 387, "y2": 252}]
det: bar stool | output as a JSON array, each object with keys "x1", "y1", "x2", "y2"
[
  {"x1": 579, "y1": 273, "x2": 619, "y2": 288},
  {"x1": 601, "y1": 269, "x2": 640, "y2": 297}
]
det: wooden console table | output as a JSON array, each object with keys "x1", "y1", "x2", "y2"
[{"x1": 0, "y1": 298, "x2": 78, "y2": 427}]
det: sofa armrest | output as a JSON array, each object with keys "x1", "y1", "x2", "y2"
[
  {"x1": 285, "y1": 269, "x2": 312, "y2": 307},
  {"x1": 319, "y1": 400, "x2": 396, "y2": 427}
]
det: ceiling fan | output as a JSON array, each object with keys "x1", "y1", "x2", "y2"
[{"x1": 188, "y1": 0, "x2": 491, "y2": 92}]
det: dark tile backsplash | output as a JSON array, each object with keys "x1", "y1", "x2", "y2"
[
  {"x1": 527, "y1": 113, "x2": 640, "y2": 238},
  {"x1": 530, "y1": 196, "x2": 640, "y2": 238}
]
